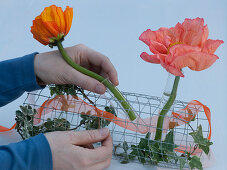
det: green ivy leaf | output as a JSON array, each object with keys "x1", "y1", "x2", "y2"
[
  {"x1": 49, "y1": 84, "x2": 79, "y2": 96},
  {"x1": 105, "y1": 106, "x2": 117, "y2": 116},
  {"x1": 189, "y1": 156, "x2": 203, "y2": 170},
  {"x1": 189, "y1": 125, "x2": 213, "y2": 155},
  {"x1": 162, "y1": 130, "x2": 177, "y2": 152},
  {"x1": 15, "y1": 110, "x2": 23, "y2": 119},
  {"x1": 123, "y1": 141, "x2": 129, "y2": 152},
  {"x1": 80, "y1": 106, "x2": 117, "y2": 130},
  {"x1": 44, "y1": 121, "x2": 53, "y2": 129},
  {"x1": 120, "y1": 160, "x2": 129, "y2": 164}
]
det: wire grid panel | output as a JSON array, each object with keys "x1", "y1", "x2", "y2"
[{"x1": 23, "y1": 89, "x2": 210, "y2": 169}]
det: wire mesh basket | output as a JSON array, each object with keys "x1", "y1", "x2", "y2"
[{"x1": 16, "y1": 86, "x2": 211, "y2": 169}]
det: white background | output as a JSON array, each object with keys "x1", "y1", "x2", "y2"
[{"x1": 0, "y1": 0, "x2": 226, "y2": 169}]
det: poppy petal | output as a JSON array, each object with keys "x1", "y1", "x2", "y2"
[
  {"x1": 149, "y1": 40, "x2": 168, "y2": 54},
  {"x1": 167, "y1": 44, "x2": 201, "y2": 64},
  {"x1": 168, "y1": 22, "x2": 183, "y2": 43},
  {"x1": 159, "y1": 54, "x2": 184, "y2": 77},
  {"x1": 139, "y1": 29, "x2": 156, "y2": 46},
  {"x1": 31, "y1": 16, "x2": 53, "y2": 45},
  {"x1": 55, "y1": 6, "x2": 66, "y2": 34},
  {"x1": 40, "y1": 5, "x2": 60, "y2": 37},
  {"x1": 171, "y1": 51, "x2": 219, "y2": 71},
  {"x1": 181, "y1": 18, "x2": 207, "y2": 46},
  {"x1": 139, "y1": 28, "x2": 170, "y2": 54},
  {"x1": 64, "y1": 6, "x2": 73, "y2": 36},
  {"x1": 155, "y1": 27, "x2": 171, "y2": 48},
  {"x1": 140, "y1": 52, "x2": 160, "y2": 64},
  {"x1": 201, "y1": 25, "x2": 209, "y2": 47},
  {"x1": 202, "y1": 39, "x2": 224, "y2": 54}
]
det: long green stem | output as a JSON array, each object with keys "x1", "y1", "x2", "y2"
[
  {"x1": 154, "y1": 76, "x2": 180, "y2": 141},
  {"x1": 56, "y1": 41, "x2": 137, "y2": 121}
]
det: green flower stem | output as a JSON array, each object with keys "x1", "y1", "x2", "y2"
[
  {"x1": 56, "y1": 41, "x2": 137, "y2": 121},
  {"x1": 154, "y1": 76, "x2": 180, "y2": 141}
]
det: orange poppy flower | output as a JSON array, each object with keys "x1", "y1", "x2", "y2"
[
  {"x1": 31, "y1": 5, "x2": 73, "y2": 45},
  {"x1": 139, "y1": 18, "x2": 224, "y2": 77}
]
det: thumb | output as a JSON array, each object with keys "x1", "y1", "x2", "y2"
[{"x1": 69, "y1": 128, "x2": 110, "y2": 145}]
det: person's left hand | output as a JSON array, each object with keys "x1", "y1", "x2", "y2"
[
  {"x1": 45, "y1": 128, "x2": 113, "y2": 170},
  {"x1": 34, "y1": 44, "x2": 119, "y2": 94}
]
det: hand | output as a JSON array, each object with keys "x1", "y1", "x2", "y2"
[
  {"x1": 34, "y1": 44, "x2": 119, "y2": 94},
  {"x1": 44, "y1": 128, "x2": 112, "y2": 170}
]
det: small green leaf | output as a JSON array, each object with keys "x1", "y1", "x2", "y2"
[
  {"x1": 120, "y1": 160, "x2": 129, "y2": 164},
  {"x1": 44, "y1": 121, "x2": 53, "y2": 129},
  {"x1": 162, "y1": 130, "x2": 177, "y2": 152},
  {"x1": 138, "y1": 153, "x2": 146, "y2": 164},
  {"x1": 189, "y1": 125, "x2": 213, "y2": 155},
  {"x1": 104, "y1": 106, "x2": 116, "y2": 116},
  {"x1": 50, "y1": 88, "x2": 54, "y2": 96},
  {"x1": 128, "y1": 154, "x2": 136, "y2": 160},
  {"x1": 123, "y1": 141, "x2": 128, "y2": 152},
  {"x1": 145, "y1": 132, "x2": 151, "y2": 139},
  {"x1": 27, "y1": 105, "x2": 32, "y2": 110},
  {"x1": 20, "y1": 106, "x2": 28, "y2": 114},
  {"x1": 189, "y1": 156, "x2": 203, "y2": 170},
  {"x1": 15, "y1": 110, "x2": 23, "y2": 117}
]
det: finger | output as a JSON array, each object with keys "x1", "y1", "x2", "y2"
[
  {"x1": 68, "y1": 128, "x2": 110, "y2": 145},
  {"x1": 87, "y1": 134, "x2": 113, "y2": 163},
  {"x1": 82, "y1": 46, "x2": 119, "y2": 86},
  {"x1": 100, "y1": 57, "x2": 119, "y2": 86},
  {"x1": 69, "y1": 68, "x2": 106, "y2": 94},
  {"x1": 88, "y1": 158, "x2": 112, "y2": 170},
  {"x1": 71, "y1": 135, "x2": 112, "y2": 166}
]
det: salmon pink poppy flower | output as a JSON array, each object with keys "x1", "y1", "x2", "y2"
[
  {"x1": 31, "y1": 5, "x2": 73, "y2": 46},
  {"x1": 139, "y1": 18, "x2": 224, "y2": 77}
]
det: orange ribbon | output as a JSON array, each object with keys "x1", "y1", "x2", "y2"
[{"x1": 0, "y1": 123, "x2": 16, "y2": 132}]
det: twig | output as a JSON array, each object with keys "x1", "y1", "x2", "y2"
[
  {"x1": 190, "y1": 144, "x2": 198, "y2": 155},
  {"x1": 17, "y1": 128, "x2": 25, "y2": 140},
  {"x1": 77, "y1": 88, "x2": 96, "y2": 106},
  {"x1": 187, "y1": 123, "x2": 195, "y2": 132},
  {"x1": 69, "y1": 119, "x2": 90, "y2": 130},
  {"x1": 76, "y1": 88, "x2": 102, "y2": 128}
]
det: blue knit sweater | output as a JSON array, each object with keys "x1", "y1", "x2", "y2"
[{"x1": 0, "y1": 53, "x2": 52, "y2": 170}]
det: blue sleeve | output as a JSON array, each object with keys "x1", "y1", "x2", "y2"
[
  {"x1": 0, "y1": 53, "x2": 52, "y2": 170},
  {"x1": 0, "y1": 134, "x2": 52, "y2": 170},
  {"x1": 0, "y1": 52, "x2": 45, "y2": 107}
]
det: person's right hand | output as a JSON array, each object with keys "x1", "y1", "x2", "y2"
[
  {"x1": 34, "y1": 44, "x2": 119, "y2": 94},
  {"x1": 44, "y1": 128, "x2": 112, "y2": 170}
]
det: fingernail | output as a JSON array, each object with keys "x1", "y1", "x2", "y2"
[
  {"x1": 95, "y1": 84, "x2": 105, "y2": 94},
  {"x1": 99, "y1": 128, "x2": 109, "y2": 137},
  {"x1": 116, "y1": 79, "x2": 119, "y2": 86}
]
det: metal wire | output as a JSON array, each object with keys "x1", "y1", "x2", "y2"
[{"x1": 23, "y1": 88, "x2": 210, "y2": 169}]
